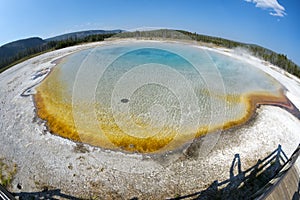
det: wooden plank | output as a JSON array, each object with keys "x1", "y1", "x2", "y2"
[{"x1": 265, "y1": 166, "x2": 299, "y2": 200}]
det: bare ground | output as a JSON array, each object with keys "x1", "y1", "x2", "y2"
[{"x1": 0, "y1": 40, "x2": 299, "y2": 199}]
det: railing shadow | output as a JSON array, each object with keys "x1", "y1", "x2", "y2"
[
  {"x1": 12, "y1": 188, "x2": 82, "y2": 200},
  {"x1": 169, "y1": 144, "x2": 299, "y2": 200},
  {"x1": 7, "y1": 144, "x2": 300, "y2": 200}
]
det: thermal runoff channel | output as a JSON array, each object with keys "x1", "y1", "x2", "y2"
[{"x1": 35, "y1": 41, "x2": 289, "y2": 153}]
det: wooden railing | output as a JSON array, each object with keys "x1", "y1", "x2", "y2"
[{"x1": 169, "y1": 144, "x2": 300, "y2": 200}]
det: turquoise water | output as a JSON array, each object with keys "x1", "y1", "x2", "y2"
[
  {"x1": 37, "y1": 41, "x2": 284, "y2": 152},
  {"x1": 64, "y1": 42, "x2": 282, "y2": 124}
]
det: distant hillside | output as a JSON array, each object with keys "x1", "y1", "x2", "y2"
[
  {"x1": 0, "y1": 37, "x2": 46, "y2": 59},
  {"x1": 0, "y1": 30, "x2": 123, "y2": 58},
  {"x1": 0, "y1": 29, "x2": 299, "y2": 78},
  {"x1": 0, "y1": 30, "x2": 122, "y2": 72},
  {"x1": 176, "y1": 30, "x2": 300, "y2": 77},
  {"x1": 45, "y1": 30, "x2": 123, "y2": 42}
]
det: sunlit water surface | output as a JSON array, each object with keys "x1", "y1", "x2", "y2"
[{"x1": 35, "y1": 42, "x2": 285, "y2": 153}]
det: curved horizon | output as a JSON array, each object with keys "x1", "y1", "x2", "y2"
[{"x1": 1, "y1": 0, "x2": 299, "y2": 65}]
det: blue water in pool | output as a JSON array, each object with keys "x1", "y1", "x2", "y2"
[{"x1": 36, "y1": 41, "x2": 284, "y2": 153}]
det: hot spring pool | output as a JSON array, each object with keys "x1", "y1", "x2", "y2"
[{"x1": 35, "y1": 41, "x2": 288, "y2": 153}]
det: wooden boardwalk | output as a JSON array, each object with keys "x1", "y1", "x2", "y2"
[{"x1": 265, "y1": 165, "x2": 299, "y2": 200}]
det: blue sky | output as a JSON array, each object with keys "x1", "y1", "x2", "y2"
[{"x1": 0, "y1": 0, "x2": 299, "y2": 65}]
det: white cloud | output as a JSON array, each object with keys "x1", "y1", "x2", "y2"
[{"x1": 245, "y1": 0, "x2": 286, "y2": 17}]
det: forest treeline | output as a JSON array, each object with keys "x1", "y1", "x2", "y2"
[
  {"x1": 0, "y1": 33, "x2": 115, "y2": 73},
  {"x1": 1, "y1": 29, "x2": 299, "y2": 78},
  {"x1": 178, "y1": 30, "x2": 300, "y2": 77}
]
